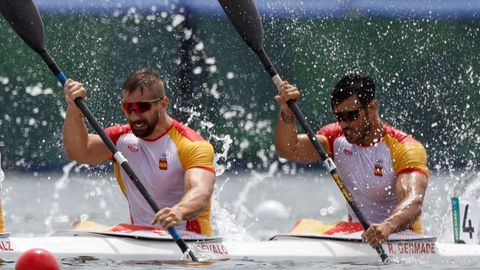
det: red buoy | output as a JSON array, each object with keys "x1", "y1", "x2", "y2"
[{"x1": 15, "y1": 248, "x2": 59, "y2": 270}]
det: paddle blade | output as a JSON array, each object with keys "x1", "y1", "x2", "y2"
[
  {"x1": 218, "y1": 0, "x2": 264, "y2": 51},
  {"x1": 0, "y1": 0, "x2": 45, "y2": 54}
]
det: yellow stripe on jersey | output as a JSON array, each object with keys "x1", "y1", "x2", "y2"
[
  {"x1": 411, "y1": 218, "x2": 423, "y2": 233},
  {"x1": 195, "y1": 200, "x2": 213, "y2": 236},
  {"x1": 113, "y1": 161, "x2": 128, "y2": 198},
  {"x1": 383, "y1": 134, "x2": 429, "y2": 176},
  {"x1": 167, "y1": 127, "x2": 215, "y2": 172},
  {"x1": 0, "y1": 200, "x2": 4, "y2": 232}
]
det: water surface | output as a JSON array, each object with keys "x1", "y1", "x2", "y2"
[{"x1": 1, "y1": 170, "x2": 479, "y2": 269}]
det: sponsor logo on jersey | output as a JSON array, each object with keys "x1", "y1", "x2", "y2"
[{"x1": 128, "y1": 145, "x2": 139, "y2": 152}]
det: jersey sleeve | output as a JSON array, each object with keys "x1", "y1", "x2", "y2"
[
  {"x1": 179, "y1": 141, "x2": 215, "y2": 173},
  {"x1": 316, "y1": 123, "x2": 343, "y2": 158},
  {"x1": 104, "y1": 124, "x2": 131, "y2": 161},
  {"x1": 105, "y1": 124, "x2": 131, "y2": 145},
  {"x1": 384, "y1": 130, "x2": 429, "y2": 176}
]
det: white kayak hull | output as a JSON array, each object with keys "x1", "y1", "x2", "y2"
[
  {"x1": 1, "y1": 233, "x2": 480, "y2": 265},
  {"x1": 0, "y1": 233, "x2": 229, "y2": 262},
  {"x1": 228, "y1": 236, "x2": 480, "y2": 264}
]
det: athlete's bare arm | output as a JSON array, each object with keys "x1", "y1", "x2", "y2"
[
  {"x1": 152, "y1": 168, "x2": 215, "y2": 228},
  {"x1": 388, "y1": 172, "x2": 428, "y2": 231},
  {"x1": 362, "y1": 172, "x2": 428, "y2": 247},
  {"x1": 63, "y1": 79, "x2": 112, "y2": 164},
  {"x1": 274, "y1": 81, "x2": 327, "y2": 162}
]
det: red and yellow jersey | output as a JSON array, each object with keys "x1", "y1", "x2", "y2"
[
  {"x1": 105, "y1": 120, "x2": 215, "y2": 236},
  {"x1": 317, "y1": 123, "x2": 429, "y2": 233}
]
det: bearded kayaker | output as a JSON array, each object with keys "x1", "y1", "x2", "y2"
[
  {"x1": 62, "y1": 68, "x2": 215, "y2": 236},
  {"x1": 274, "y1": 73, "x2": 429, "y2": 247}
]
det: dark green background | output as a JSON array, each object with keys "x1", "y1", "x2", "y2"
[{"x1": 0, "y1": 9, "x2": 479, "y2": 172}]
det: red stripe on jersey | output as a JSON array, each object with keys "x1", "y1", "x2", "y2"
[
  {"x1": 384, "y1": 124, "x2": 418, "y2": 144},
  {"x1": 398, "y1": 167, "x2": 428, "y2": 176},
  {"x1": 186, "y1": 219, "x2": 201, "y2": 234},
  {"x1": 105, "y1": 124, "x2": 132, "y2": 144},
  {"x1": 317, "y1": 123, "x2": 422, "y2": 149},
  {"x1": 189, "y1": 165, "x2": 215, "y2": 174},
  {"x1": 172, "y1": 120, "x2": 206, "y2": 142},
  {"x1": 317, "y1": 123, "x2": 343, "y2": 155}
]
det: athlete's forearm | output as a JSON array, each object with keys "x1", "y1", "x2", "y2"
[
  {"x1": 175, "y1": 169, "x2": 215, "y2": 220},
  {"x1": 385, "y1": 172, "x2": 428, "y2": 232},
  {"x1": 174, "y1": 187, "x2": 211, "y2": 220},
  {"x1": 274, "y1": 110, "x2": 326, "y2": 163},
  {"x1": 383, "y1": 196, "x2": 423, "y2": 233},
  {"x1": 63, "y1": 105, "x2": 89, "y2": 160},
  {"x1": 274, "y1": 110, "x2": 300, "y2": 158}
]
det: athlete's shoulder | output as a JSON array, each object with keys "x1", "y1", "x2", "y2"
[
  {"x1": 383, "y1": 124, "x2": 423, "y2": 145},
  {"x1": 383, "y1": 124, "x2": 429, "y2": 176},
  {"x1": 315, "y1": 123, "x2": 343, "y2": 157},
  {"x1": 317, "y1": 122, "x2": 343, "y2": 137},
  {"x1": 168, "y1": 120, "x2": 213, "y2": 155},
  {"x1": 170, "y1": 120, "x2": 207, "y2": 142},
  {"x1": 169, "y1": 120, "x2": 215, "y2": 171},
  {"x1": 105, "y1": 124, "x2": 132, "y2": 144},
  {"x1": 317, "y1": 122, "x2": 343, "y2": 147}
]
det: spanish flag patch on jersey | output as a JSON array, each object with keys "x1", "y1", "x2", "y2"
[
  {"x1": 159, "y1": 158, "x2": 168, "y2": 170},
  {"x1": 374, "y1": 160, "x2": 383, "y2": 177}
]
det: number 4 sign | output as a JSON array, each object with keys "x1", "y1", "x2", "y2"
[{"x1": 452, "y1": 197, "x2": 480, "y2": 244}]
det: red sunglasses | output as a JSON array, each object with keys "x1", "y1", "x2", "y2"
[{"x1": 120, "y1": 97, "x2": 164, "y2": 114}]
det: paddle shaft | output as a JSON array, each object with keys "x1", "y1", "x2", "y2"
[{"x1": 0, "y1": 1, "x2": 197, "y2": 261}]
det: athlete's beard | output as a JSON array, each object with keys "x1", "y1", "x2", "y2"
[
  {"x1": 361, "y1": 109, "x2": 372, "y2": 141},
  {"x1": 129, "y1": 113, "x2": 159, "y2": 138},
  {"x1": 344, "y1": 110, "x2": 371, "y2": 145}
]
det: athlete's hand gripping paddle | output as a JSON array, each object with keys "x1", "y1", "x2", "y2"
[
  {"x1": 0, "y1": 0, "x2": 198, "y2": 261},
  {"x1": 218, "y1": 0, "x2": 389, "y2": 262}
]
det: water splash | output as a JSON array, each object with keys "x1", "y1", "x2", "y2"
[
  {"x1": 234, "y1": 162, "x2": 279, "y2": 226},
  {"x1": 208, "y1": 132, "x2": 256, "y2": 241},
  {"x1": 25, "y1": 83, "x2": 54, "y2": 97},
  {"x1": 211, "y1": 134, "x2": 233, "y2": 177},
  {"x1": 180, "y1": 244, "x2": 218, "y2": 263},
  {"x1": 44, "y1": 161, "x2": 77, "y2": 232}
]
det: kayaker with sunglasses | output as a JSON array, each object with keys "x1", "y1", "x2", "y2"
[
  {"x1": 274, "y1": 73, "x2": 429, "y2": 248},
  {"x1": 62, "y1": 68, "x2": 216, "y2": 236}
]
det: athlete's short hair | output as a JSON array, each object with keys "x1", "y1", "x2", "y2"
[
  {"x1": 331, "y1": 73, "x2": 375, "y2": 108},
  {"x1": 123, "y1": 68, "x2": 166, "y2": 98}
]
